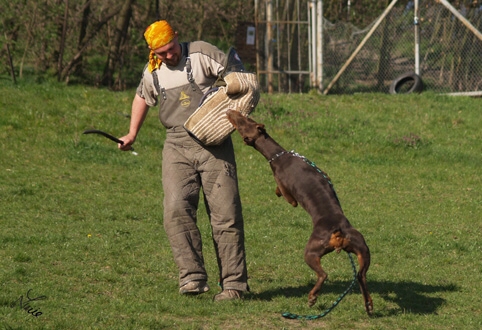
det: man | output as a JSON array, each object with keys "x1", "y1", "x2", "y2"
[{"x1": 118, "y1": 20, "x2": 248, "y2": 301}]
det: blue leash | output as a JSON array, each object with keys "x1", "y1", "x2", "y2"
[{"x1": 282, "y1": 252, "x2": 357, "y2": 320}]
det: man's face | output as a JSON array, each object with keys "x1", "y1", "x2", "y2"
[{"x1": 152, "y1": 35, "x2": 181, "y2": 67}]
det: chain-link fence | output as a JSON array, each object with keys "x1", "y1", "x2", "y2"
[{"x1": 254, "y1": 0, "x2": 482, "y2": 94}]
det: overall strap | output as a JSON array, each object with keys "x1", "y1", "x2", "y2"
[
  {"x1": 181, "y1": 42, "x2": 196, "y2": 91},
  {"x1": 142, "y1": 62, "x2": 166, "y2": 101},
  {"x1": 152, "y1": 70, "x2": 167, "y2": 100}
]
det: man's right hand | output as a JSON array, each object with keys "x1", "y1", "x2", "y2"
[{"x1": 118, "y1": 134, "x2": 136, "y2": 151}]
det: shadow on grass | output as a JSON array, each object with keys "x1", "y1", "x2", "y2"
[{"x1": 250, "y1": 280, "x2": 459, "y2": 316}]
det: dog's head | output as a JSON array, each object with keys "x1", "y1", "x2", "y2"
[{"x1": 226, "y1": 110, "x2": 266, "y2": 146}]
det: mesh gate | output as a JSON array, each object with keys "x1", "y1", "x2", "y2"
[{"x1": 255, "y1": 0, "x2": 312, "y2": 93}]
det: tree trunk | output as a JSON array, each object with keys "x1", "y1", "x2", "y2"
[
  {"x1": 376, "y1": 14, "x2": 392, "y2": 89},
  {"x1": 196, "y1": 2, "x2": 205, "y2": 40},
  {"x1": 60, "y1": 4, "x2": 122, "y2": 82},
  {"x1": 57, "y1": 0, "x2": 69, "y2": 82},
  {"x1": 102, "y1": 0, "x2": 136, "y2": 87},
  {"x1": 69, "y1": 0, "x2": 92, "y2": 80},
  {"x1": 5, "y1": 42, "x2": 17, "y2": 84}
]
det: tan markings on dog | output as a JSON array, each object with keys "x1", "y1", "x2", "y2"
[{"x1": 329, "y1": 230, "x2": 351, "y2": 253}]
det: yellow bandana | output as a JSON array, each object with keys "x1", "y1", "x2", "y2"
[{"x1": 144, "y1": 20, "x2": 175, "y2": 72}]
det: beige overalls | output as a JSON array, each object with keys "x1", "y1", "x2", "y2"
[{"x1": 137, "y1": 41, "x2": 248, "y2": 292}]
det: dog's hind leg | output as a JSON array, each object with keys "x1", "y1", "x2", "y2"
[
  {"x1": 355, "y1": 247, "x2": 373, "y2": 315},
  {"x1": 304, "y1": 236, "x2": 330, "y2": 307},
  {"x1": 346, "y1": 231, "x2": 373, "y2": 315}
]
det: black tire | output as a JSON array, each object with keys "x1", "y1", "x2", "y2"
[{"x1": 389, "y1": 72, "x2": 423, "y2": 94}]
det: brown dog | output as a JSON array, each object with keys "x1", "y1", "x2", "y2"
[{"x1": 226, "y1": 110, "x2": 373, "y2": 315}]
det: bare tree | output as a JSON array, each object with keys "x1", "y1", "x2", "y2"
[
  {"x1": 60, "y1": 3, "x2": 122, "y2": 83},
  {"x1": 67, "y1": 0, "x2": 92, "y2": 80},
  {"x1": 57, "y1": 0, "x2": 69, "y2": 81},
  {"x1": 102, "y1": 0, "x2": 136, "y2": 87},
  {"x1": 2, "y1": 0, "x2": 256, "y2": 88}
]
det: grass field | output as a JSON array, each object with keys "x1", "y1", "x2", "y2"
[{"x1": 1, "y1": 79, "x2": 481, "y2": 329}]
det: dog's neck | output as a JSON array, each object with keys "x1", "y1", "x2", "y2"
[{"x1": 253, "y1": 132, "x2": 287, "y2": 162}]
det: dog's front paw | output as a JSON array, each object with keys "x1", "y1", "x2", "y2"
[
  {"x1": 275, "y1": 186, "x2": 282, "y2": 197},
  {"x1": 365, "y1": 300, "x2": 374, "y2": 316},
  {"x1": 308, "y1": 294, "x2": 318, "y2": 307}
]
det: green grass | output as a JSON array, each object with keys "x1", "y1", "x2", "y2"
[{"x1": 1, "y1": 79, "x2": 481, "y2": 329}]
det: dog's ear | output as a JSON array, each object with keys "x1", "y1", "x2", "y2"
[{"x1": 256, "y1": 124, "x2": 266, "y2": 134}]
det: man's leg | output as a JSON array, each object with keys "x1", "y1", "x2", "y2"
[
  {"x1": 162, "y1": 135, "x2": 208, "y2": 291},
  {"x1": 199, "y1": 137, "x2": 249, "y2": 294}
]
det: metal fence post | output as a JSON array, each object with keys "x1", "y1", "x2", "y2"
[
  {"x1": 317, "y1": 0, "x2": 323, "y2": 93},
  {"x1": 414, "y1": 0, "x2": 420, "y2": 75}
]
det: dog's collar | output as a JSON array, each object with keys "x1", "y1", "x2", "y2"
[
  {"x1": 268, "y1": 149, "x2": 340, "y2": 203},
  {"x1": 268, "y1": 150, "x2": 294, "y2": 163}
]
